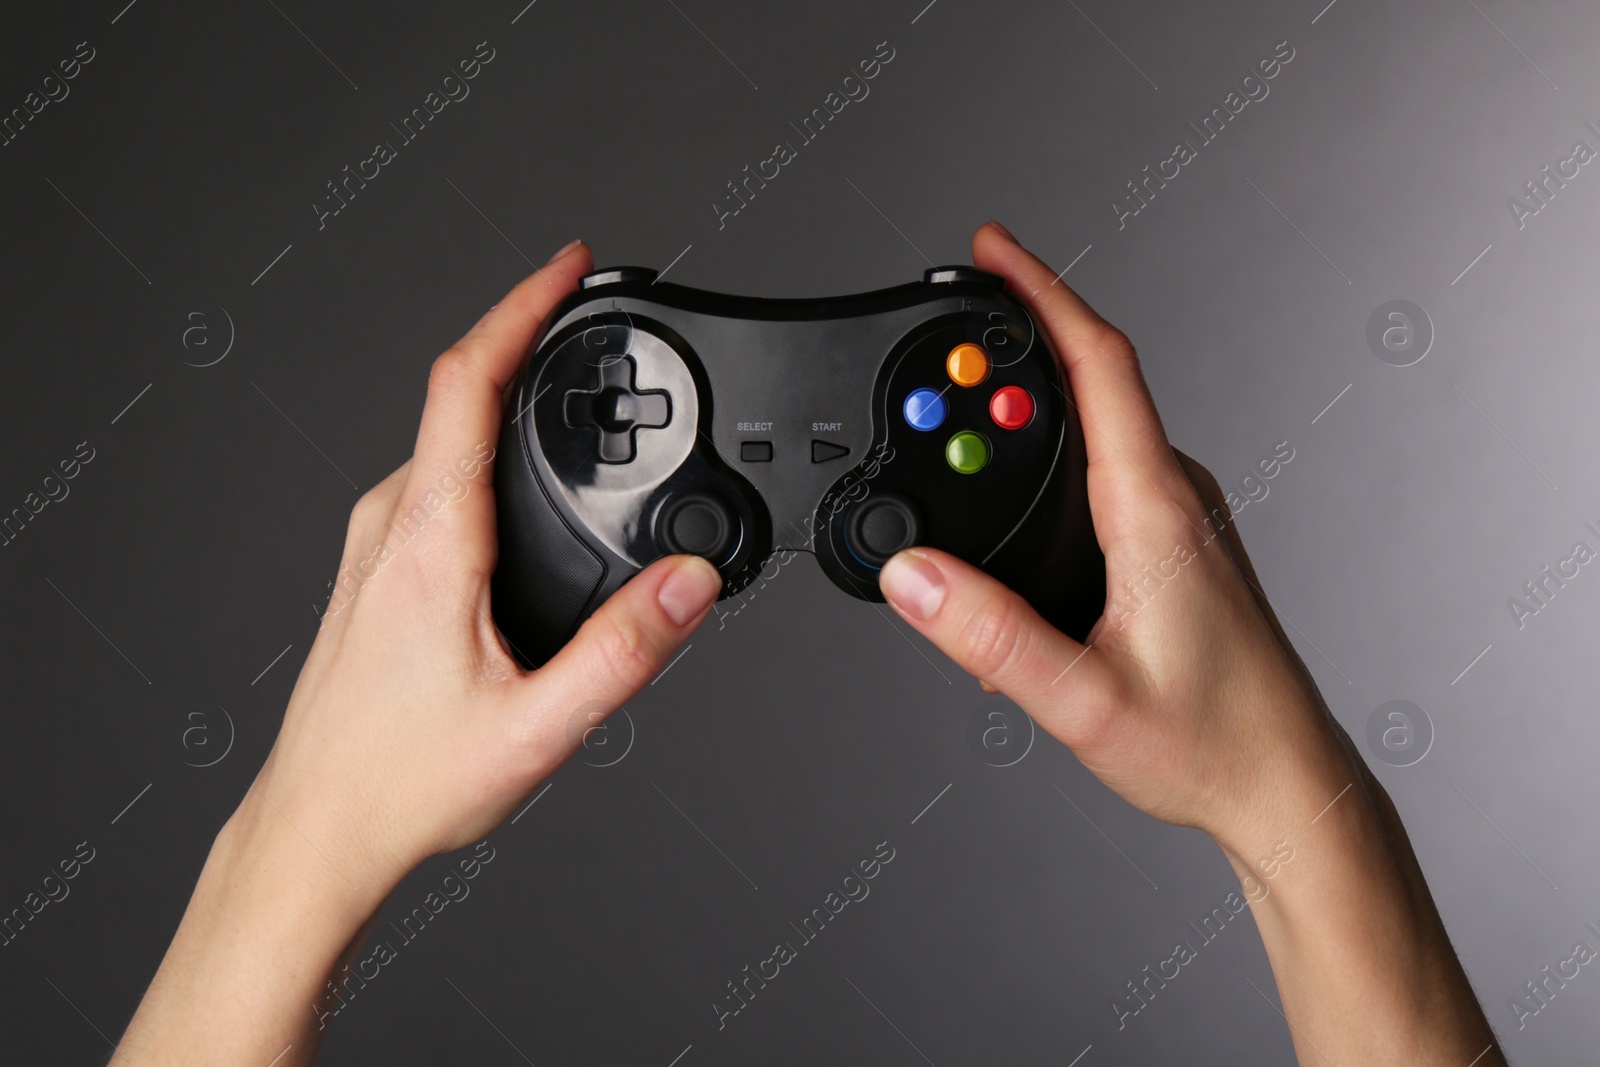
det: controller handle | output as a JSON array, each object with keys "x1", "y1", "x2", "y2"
[{"x1": 489, "y1": 390, "x2": 611, "y2": 666}]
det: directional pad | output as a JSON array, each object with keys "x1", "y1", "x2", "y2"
[{"x1": 563, "y1": 356, "x2": 672, "y2": 463}]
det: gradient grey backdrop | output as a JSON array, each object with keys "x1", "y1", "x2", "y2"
[{"x1": 2, "y1": 0, "x2": 1596, "y2": 1063}]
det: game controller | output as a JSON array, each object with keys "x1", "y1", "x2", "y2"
[{"x1": 491, "y1": 265, "x2": 1105, "y2": 667}]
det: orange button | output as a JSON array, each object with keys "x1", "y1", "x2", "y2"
[{"x1": 946, "y1": 343, "x2": 990, "y2": 387}]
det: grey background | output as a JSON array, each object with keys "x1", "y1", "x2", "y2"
[{"x1": 1, "y1": 0, "x2": 1596, "y2": 1063}]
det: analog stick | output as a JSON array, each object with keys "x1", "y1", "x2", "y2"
[
  {"x1": 845, "y1": 494, "x2": 923, "y2": 568},
  {"x1": 656, "y1": 492, "x2": 736, "y2": 561}
]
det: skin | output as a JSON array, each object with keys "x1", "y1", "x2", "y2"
[
  {"x1": 878, "y1": 222, "x2": 1504, "y2": 1064},
  {"x1": 117, "y1": 240, "x2": 726, "y2": 1065},
  {"x1": 117, "y1": 226, "x2": 1504, "y2": 1065}
]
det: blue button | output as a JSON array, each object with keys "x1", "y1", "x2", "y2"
[{"x1": 903, "y1": 388, "x2": 946, "y2": 431}]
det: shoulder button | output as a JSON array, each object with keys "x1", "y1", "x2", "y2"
[
  {"x1": 924, "y1": 266, "x2": 1003, "y2": 288},
  {"x1": 581, "y1": 267, "x2": 659, "y2": 289}
]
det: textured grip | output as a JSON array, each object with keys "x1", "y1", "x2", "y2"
[{"x1": 490, "y1": 409, "x2": 607, "y2": 668}]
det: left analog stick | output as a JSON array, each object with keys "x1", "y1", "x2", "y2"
[{"x1": 656, "y1": 492, "x2": 736, "y2": 561}]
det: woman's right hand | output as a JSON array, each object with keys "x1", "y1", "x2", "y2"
[
  {"x1": 881, "y1": 221, "x2": 1353, "y2": 861},
  {"x1": 878, "y1": 221, "x2": 1504, "y2": 1066}
]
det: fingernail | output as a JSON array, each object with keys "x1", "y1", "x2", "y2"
[
  {"x1": 984, "y1": 219, "x2": 1016, "y2": 242},
  {"x1": 544, "y1": 238, "x2": 584, "y2": 265},
  {"x1": 657, "y1": 556, "x2": 722, "y2": 626},
  {"x1": 880, "y1": 550, "x2": 946, "y2": 621}
]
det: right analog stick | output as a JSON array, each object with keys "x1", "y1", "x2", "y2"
[
  {"x1": 845, "y1": 494, "x2": 924, "y2": 569},
  {"x1": 656, "y1": 492, "x2": 737, "y2": 562}
]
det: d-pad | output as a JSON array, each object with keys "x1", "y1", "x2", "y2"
[{"x1": 563, "y1": 356, "x2": 672, "y2": 463}]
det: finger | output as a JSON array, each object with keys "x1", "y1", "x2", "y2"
[
  {"x1": 400, "y1": 240, "x2": 594, "y2": 573},
  {"x1": 879, "y1": 547, "x2": 1114, "y2": 724},
  {"x1": 1173, "y1": 450, "x2": 1306, "y2": 670},
  {"x1": 523, "y1": 554, "x2": 722, "y2": 721},
  {"x1": 318, "y1": 460, "x2": 412, "y2": 629},
  {"x1": 1173, "y1": 452, "x2": 1246, "y2": 570},
  {"x1": 356, "y1": 458, "x2": 411, "y2": 525},
  {"x1": 341, "y1": 460, "x2": 411, "y2": 562},
  {"x1": 971, "y1": 223, "x2": 1193, "y2": 514}
]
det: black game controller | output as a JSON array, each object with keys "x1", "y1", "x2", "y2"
[{"x1": 491, "y1": 265, "x2": 1105, "y2": 667}]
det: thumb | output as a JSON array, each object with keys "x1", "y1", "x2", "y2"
[
  {"x1": 879, "y1": 548, "x2": 1107, "y2": 705},
  {"x1": 530, "y1": 554, "x2": 722, "y2": 719}
]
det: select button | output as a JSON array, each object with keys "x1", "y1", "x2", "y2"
[{"x1": 740, "y1": 441, "x2": 773, "y2": 462}]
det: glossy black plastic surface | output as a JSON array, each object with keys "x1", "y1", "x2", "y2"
[{"x1": 491, "y1": 267, "x2": 1105, "y2": 667}]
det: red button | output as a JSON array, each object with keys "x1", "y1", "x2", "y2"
[{"x1": 989, "y1": 386, "x2": 1034, "y2": 430}]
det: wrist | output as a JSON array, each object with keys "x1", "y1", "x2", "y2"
[
  {"x1": 1213, "y1": 747, "x2": 1446, "y2": 992},
  {"x1": 1215, "y1": 766, "x2": 1374, "y2": 914},
  {"x1": 117, "y1": 788, "x2": 399, "y2": 1063},
  {"x1": 1213, "y1": 714, "x2": 1365, "y2": 867},
  {"x1": 217, "y1": 786, "x2": 405, "y2": 925}
]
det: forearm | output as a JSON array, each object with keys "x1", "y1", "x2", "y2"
[
  {"x1": 1221, "y1": 750, "x2": 1503, "y2": 1066},
  {"x1": 116, "y1": 792, "x2": 395, "y2": 1066}
]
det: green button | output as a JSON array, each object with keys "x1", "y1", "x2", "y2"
[{"x1": 945, "y1": 430, "x2": 990, "y2": 474}]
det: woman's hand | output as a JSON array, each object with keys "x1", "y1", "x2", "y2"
[
  {"x1": 117, "y1": 239, "x2": 723, "y2": 1066},
  {"x1": 879, "y1": 222, "x2": 1349, "y2": 862},
  {"x1": 878, "y1": 222, "x2": 1504, "y2": 1066},
  {"x1": 242, "y1": 238, "x2": 721, "y2": 896}
]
